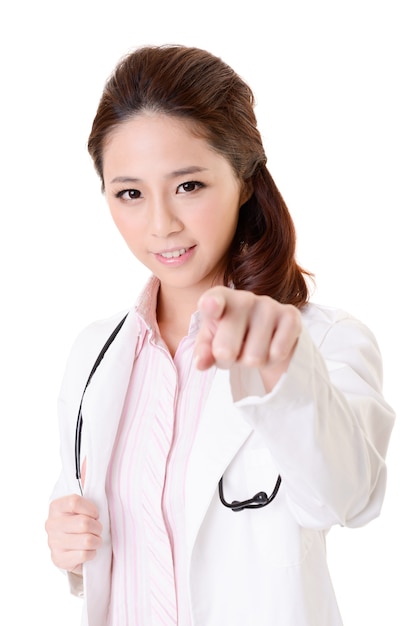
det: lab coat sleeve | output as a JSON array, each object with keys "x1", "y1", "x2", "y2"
[{"x1": 234, "y1": 312, "x2": 395, "y2": 530}]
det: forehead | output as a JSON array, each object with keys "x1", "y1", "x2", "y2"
[
  {"x1": 102, "y1": 112, "x2": 235, "y2": 180},
  {"x1": 105, "y1": 112, "x2": 207, "y2": 148}
]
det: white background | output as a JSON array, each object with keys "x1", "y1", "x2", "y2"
[{"x1": 1, "y1": 0, "x2": 416, "y2": 623}]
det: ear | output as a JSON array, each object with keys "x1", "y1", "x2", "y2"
[{"x1": 239, "y1": 179, "x2": 254, "y2": 206}]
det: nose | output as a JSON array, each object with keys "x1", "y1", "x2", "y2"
[{"x1": 149, "y1": 195, "x2": 183, "y2": 238}]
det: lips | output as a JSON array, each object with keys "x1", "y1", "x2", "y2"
[
  {"x1": 153, "y1": 245, "x2": 196, "y2": 266},
  {"x1": 159, "y1": 247, "x2": 190, "y2": 259}
]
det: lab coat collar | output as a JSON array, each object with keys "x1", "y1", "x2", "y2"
[
  {"x1": 81, "y1": 308, "x2": 253, "y2": 560},
  {"x1": 81, "y1": 310, "x2": 139, "y2": 502}
]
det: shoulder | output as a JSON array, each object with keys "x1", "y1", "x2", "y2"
[
  {"x1": 301, "y1": 301, "x2": 358, "y2": 328},
  {"x1": 58, "y1": 308, "x2": 134, "y2": 400},
  {"x1": 300, "y1": 302, "x2": 383, "y2": 387},
  {"x1": 301, "y1": 302, "x2": 377, "y2": 348},
  {"x1": 74, "y1": 309, "x2": 132, "y2": 348}
]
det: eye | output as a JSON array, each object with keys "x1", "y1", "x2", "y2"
[
  {"x1": 177, "y1": 181, "x2": 204, "y2": 194},
  {"x1": 115, "y1": 189, "x2": 142, "y2": 200}
]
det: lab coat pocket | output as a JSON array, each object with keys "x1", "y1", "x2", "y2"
[{"x1": 242, "y1": 447, "x2": 315, "y2": 568}]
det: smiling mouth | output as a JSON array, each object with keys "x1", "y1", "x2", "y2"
[{"x1": 159, "y1": 247, "x2": 191, "y2": 259}]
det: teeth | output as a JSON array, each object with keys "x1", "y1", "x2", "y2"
[{"x1": 160, "y1": 248, "x2": 188, "y2": 259}]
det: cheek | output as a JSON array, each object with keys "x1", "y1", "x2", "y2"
[
  {"x1": 107, "y1": 200, "x2": 141, "y2": 233},
  {"x1": 202, "y1": 209, "x2": 239, "y2": 254},
  {"x1": 219, "y1": 196, "x2": 241, "y2": 232},
  {"x1": 108, "y1": 210, "x2": 140, "y2": 249},
  {"x1": 108, "y1": 207, "x2": 126, "y2": 234}
]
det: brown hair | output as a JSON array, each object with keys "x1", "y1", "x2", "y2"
[{"x1": 88, "y1": 44, "x2": 313, "y2": 307}]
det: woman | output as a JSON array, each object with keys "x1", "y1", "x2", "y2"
[{"x1": 45, "y1": 44, "x2": 395, "y2": 626}]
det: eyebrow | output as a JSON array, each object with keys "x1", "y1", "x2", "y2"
[{"x1": 110, "y1": 166, "x2": 209, "y2": 185}]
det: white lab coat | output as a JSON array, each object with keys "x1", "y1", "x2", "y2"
[{"x1": 51, "y1": 300, "x2": 395, "y2": 626}]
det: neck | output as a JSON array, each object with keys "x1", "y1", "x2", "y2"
[{"x1": 156, "y1": 285, "x2": 201, "y2": 357}]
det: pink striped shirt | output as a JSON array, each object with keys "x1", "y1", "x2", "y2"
[{"x1": 105, "y1": 276, "x2": 215, "y2": 625}]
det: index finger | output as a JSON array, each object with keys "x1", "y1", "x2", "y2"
[
  {"x1": 194, "y1": 288, "x2": 229, "y2": 369},
  {"x1": 197, "y1": 287, "x2": 228, "y2": 322}
]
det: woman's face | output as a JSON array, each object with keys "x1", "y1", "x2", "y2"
[{"x1": 102, "y1": 113, "x2": 248, "y2": 300}]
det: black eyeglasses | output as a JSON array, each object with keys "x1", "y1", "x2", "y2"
[
  {"x1": 218, "y1": 473, "x2": 282, "y2": 512},
  {"x1": 75, "y1": 314, "x2": 283, "y2": 512}
]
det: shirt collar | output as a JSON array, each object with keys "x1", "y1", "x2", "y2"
[{"x1": 134, "y1": 275, "x2": 201, "y2": 340}]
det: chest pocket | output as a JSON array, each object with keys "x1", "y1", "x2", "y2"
[{"x1": 222, "y1": 445, "x2": 315, "y2": 568}]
